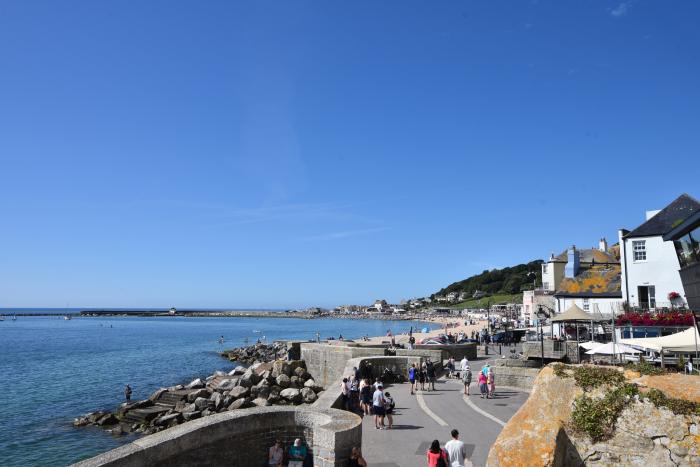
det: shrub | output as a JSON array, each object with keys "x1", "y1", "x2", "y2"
[
  {"x1": 572, "y1": 366, "x2": 625, "y2": 390},
  {"x1": 552, "y1": 363, "x2": 570, "y2": 378},
  {"x1": 624, "y1": 361, "x2": 665, "y2": 376},
  {"x1": 570, "y1": 384, "x2": 639, "y2": 442},
  {"x1": 645, "y1": 389, "x2": 700, "y2": 416}
]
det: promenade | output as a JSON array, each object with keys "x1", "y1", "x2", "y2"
[{"x1": 360, "y1": 358, "x2": 528, "y2": 467}]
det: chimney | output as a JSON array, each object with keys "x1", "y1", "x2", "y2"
[
  {"x1": 565, "y1": 245, "x2": 580, "y2": 278},
  {"x1": 599, "y1": 238, "x2": 608, "y2": 252}
]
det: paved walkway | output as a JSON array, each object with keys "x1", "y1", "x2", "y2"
[{"x1": 359, "y1": 359, "x2": 528, "y2": 467}]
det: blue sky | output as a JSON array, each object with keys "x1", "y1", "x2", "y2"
[{"x1": 1, "y1": 1, "x2": 699, "y2": 308}]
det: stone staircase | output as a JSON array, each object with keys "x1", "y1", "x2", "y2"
[
  {"x1": 121, "y1": 390, "x2": 192, "y2": 426},
  {"x1": 208, "y1": 375, "x2": 238, "y2": 391}
]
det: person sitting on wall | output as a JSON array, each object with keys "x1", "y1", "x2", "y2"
[{"x1": 288, "y1": 438, "x2": 307, "y2": 467}]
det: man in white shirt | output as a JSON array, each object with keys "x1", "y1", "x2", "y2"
[
  {"x1": 372, "y1": 384, "x2": 386, "y2": 429},
  {"x1": 460, "y1": 356, "x2": 469, "y2": 372},
  {"x1": 445, "y1": 429, "x2": 467, "y2": 467}
]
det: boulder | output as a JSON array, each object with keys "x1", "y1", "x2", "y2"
[
  {"x1": 73, "y1": 416, "x2": 90, "y2": 427},
  {"x1": 240, "y1": 369, "x2": 260, "y2": 387},
  {"x1": 223, "y1": 395, "x2": 233, "y2": 407},
  {"x1": 194, "y1": 397, "x2": 209, "y2": 411},
  {"x1": 290, "y1": 376, "x2": 300, "y2": 388},
  {"x1": 96, "y1": 413, "x2": 119, "y2": 426},
  {"x1": 213, "y1": 370, "x2": 227, "y2": 377},
  {"x1": 252, "y1": 397, "x2": 271, "y2": 407},
  {"x1": 257, "y1": 385, "x2": 271, "y2": 400},
  {"x1": 229, "y1": 366, "x2": 246, "y2": 376},
  {"x1": 154, "y1": 413, "x2": 181, "y2": 427},
  {"x1": 280, "y1": 388, "x2": 302, "y2": 404},
  {"x1": 176, "y1": 403, "x2": 196, "y2": 414},
  {"x1": 182, "y1": 411, "x2": 201, "y2": 421},
  {"x1": 272, "y1": 361, "x2": 291, "y2": 378},
  {"x1": 118, "y1": 399, "x2": 152, "y2": 417},
  {"x1": 276, "y1": 374, "x2": 291, "y2": 389},
  {"x1": 268, "y1": 393, "x2": 281, "y2": 404},
  {"x1": 250, "y1": 386, "x2": 260, "y2": 399},
  {"x1": 294, "y1": 366, "x2": 307, "y2": 379},
  {"x1": 229, "y1": 386, "x2": 250, "y2": 400},
  {"x1": 227, "y1": 397, "x2": 252, "y2": 411},
  {"x1": 303, "y1": 379, "x2": 323, "y2": 392},
  {"x1": 186, "y1": 378, "x2": 204, "y2": 389},
  {"x1": 187, "y1": 388, "x2": 211, "y2": 402},
  {"x1": 217, "y1": 379, "x2": 238, "y2": 392},
  {"x1": 301, "y1": 387, "x2": 317, "y2": 404},
  {"x1": 201, "y1": 409, "x2": 212, "y2": 417},
  {"x1": 210, "y1": 392, "x2": 223, "y2": 411},
  {"x1": 149, "y1": 389, "x2": 167, "y2": 403}
]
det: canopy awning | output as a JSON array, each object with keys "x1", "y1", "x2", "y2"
[
  {"x1": 585, "y1": 342, "x2": 642, "y2": 355},
  {"x1": 578, "y1": 341, "x2": 600, "y2": 350},
  {"x1": 550, "y1": 304, "x2": 603, "y2": 322},
  {"x1": 620, "y1": 326, "x2": 700, "y2": 352}
]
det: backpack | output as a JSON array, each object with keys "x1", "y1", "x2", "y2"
[{"x1": 435, "y1": 450, "x2": 448, "y2": 467}]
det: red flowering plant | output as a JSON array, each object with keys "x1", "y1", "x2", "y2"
[
  {"x1": 668, "y1": 291, "x2": 681, "y2": 301},
  {"x1": 616, "y1": 310, "x2": 694, "y2": 326}
]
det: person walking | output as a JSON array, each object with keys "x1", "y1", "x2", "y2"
[
  {"x1": 427, "y1": 360, "x2": 436, "y2": 391},
  {"x1": 408, "y1": 363, "x2": 417, "y2": 395},
  {"x1": 460, "y1": 356, "x2": 469, "y2": 373},
  {"x1": 419, "y1": 362, "x2": 427, "y2": 391},
  {"x1": 287, "y1": 439, "x2": 307, "y2": 467},
  {"x1": 462, "y1": 365, "x2": 472, "y2": 395},
  {"x1": 360, "y1": 378, "x2": 372, "y2": 415},
  {"x1": 349, "y1": 375, "x2": 359, "y2": 411},
  {"x1": 445, "y1": 429, "x2": 467, "y2": 467},
  {"x1": 487, "y1": 367, "x2": 495, "y2": 399},
  {"x1": 340, "y1": 378, "x2": 350, "y2": 410},
  {"x1": 124, "y1": 384, "x2": 132, "y2": 402},
  {"x1": 426, "y1": 439, "x2": 448, "y2": 467},
  {"x1": 478, "y1": 371, "x2": 488, "y2": 398},
  {"x1": 447, "y1": 357, "x2": 455, "y2": 378},
  {"x1": 384, "y1": 391, "x2": 395, "y2": 429},
  {"x1": 268, "y1": 439, "x2": 284, "y2": 467},
  {"x1": 372, "y1": 384, "x2": 386, "y2": 429}
]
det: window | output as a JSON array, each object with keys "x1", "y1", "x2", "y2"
[
  {"x1": 583, "y1": 299, "x2": 590, "y2": 312},
  {"x1": 542, "y1": 264, "x2": 548, "y2": 274},
  {"x1": 543, "y1": 282, "x2": 549, "y2": 290},
  {"x1": 632, "y1": 240, "x2": 646, "y2": 261}
]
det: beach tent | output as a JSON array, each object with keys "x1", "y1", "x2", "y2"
[
  {"x1": 585, "y1": 342, "x2": 642, "y2": 355},
  {"x1": 620, "y1": 326, "x2": 700, "y2": 353},
  {"x1": 550, "y1": 304, "x2": 596, "y2": 322}
]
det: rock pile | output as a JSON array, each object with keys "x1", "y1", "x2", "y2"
[
  {"x1": 73, "y1": 359, "x2": 323, "y2": 437},
  {"x1": 221, "y1": 342, "x2": 288, "y2": 365}
]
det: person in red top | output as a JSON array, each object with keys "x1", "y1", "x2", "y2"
[{"x1": 426, "y1": 439, "x2": 448, "y2": 467}]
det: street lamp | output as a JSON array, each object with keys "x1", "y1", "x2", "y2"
[{"x1": 536, "y1": 306, "x2": 548, "y2": 368}]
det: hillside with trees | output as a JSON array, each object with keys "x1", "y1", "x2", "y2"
[{"x1": 434, "y1": 260, "x2": 543, "y2": 298}]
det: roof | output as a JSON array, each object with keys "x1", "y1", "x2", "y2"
[
  {"x1": 553, "y1": 248, "x2": 618, "y2": 264},
  {"x1": 620, "y1": 326, "x2": 700, "y2": 352},
  {"x1": 663, "y1": 210, "x2": 700, "y2": 241},
  {"x1": 555, "y1": 265, "x2": 622, "y2": 298},
  {"x1": 624, "y1": 193, "x2": 700, "y2": 239},
  {"x1": 551, "y1": 304, "x2": 605, "y2": 322}
]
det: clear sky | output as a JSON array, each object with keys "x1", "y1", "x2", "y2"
[{"x1": 1, "y1": 1, "x2": 699, "y2": 308}]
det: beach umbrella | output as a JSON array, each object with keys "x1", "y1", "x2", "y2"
[{"x1": 585, "y1": 342, "x2": 641, "y2": 355}]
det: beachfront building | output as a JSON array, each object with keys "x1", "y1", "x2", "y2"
[
  {"x1": 663, "y1": 209, "x2": 700, "y2": 312},
  {"x1": 619, "y1": 194, "x2": 699, "y2": 310},
  {"x1": 522, "y1": 289, "x2": 555, "y2": 324}
]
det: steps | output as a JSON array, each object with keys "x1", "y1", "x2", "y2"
[{"x1": 122, "y1": 405, "x2": 171, "y2": 425}]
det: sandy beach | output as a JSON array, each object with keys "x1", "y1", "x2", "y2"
[{"x1": 362, "y1": 315, "x2": 488, "y2": 345}]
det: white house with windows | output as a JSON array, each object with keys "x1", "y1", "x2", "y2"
[{"x1": 619, "y1": 194, "x2": 699, "y2": 309}]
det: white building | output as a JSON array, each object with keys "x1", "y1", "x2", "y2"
[{"x1": 619, "y1": 194, "x2": 699, "y2": 309}]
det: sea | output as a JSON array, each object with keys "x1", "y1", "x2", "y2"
[{"x1": 0, "y1": 309, "x2": 431, "y2": 467}]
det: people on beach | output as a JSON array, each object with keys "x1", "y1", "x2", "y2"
[
  {"x1": 408, "y1": 363, "x2": 417, "y2": 395},
  {"x1": 287, "y1": 438, "x2": 307, "y2": 467},
  {"x1": 268, "y1": 439, "x2": 284, "y2": 467},
  {"x1": 462, "y1": 365, "x2": 472, "y2": 395},
  {"x1": 124, "y1": 384, "x2": 132, "y2": 402},
  {"x1": 372, "y1": 384, "x2": 386, "y2": 429},
  {"x1": 360, "y1": 378, "x2": 372, "y2": 415},
  {"x1": 445, "y1": 429, "x2": 467, "y2": 467},
  {"x1": 348, "y1": 446, "x2": 368, "y2": 467},
  {"x1": 426, "y1": 439, "x2": 449, "y2": 467},
  {"x1": 478, "y1": 371, "x2": 488, "y2": 398},
  {"x1": 384, "y1": 391, "x2": 395, "y2": 429}
]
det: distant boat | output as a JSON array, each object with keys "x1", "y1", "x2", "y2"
[
  {"x1": 63, "y1": 315, "x2": 72, "y2": 320},
  {"x1": 252, "y1": 330, "x2": 262, "y2": 333},
  {"x1": 169, "y1": 307, "x2": 177, "y2": 315},
  {"x1": 0, "y1": 315, "x2": 4, "y2": 322},
  {"x1": 11, "y1": 314, "x2": 16, "y2": 321}
]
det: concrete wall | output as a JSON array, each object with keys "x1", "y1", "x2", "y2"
[
  {"x1": 300, "y1": 343, "x2": 448, "y2": 387},
  {"x1": 492, "y1": 361, "x2": 541, "y2": 391},
  {"x1": 72, "y1": 407, "x2": 361, "y2": 467}
]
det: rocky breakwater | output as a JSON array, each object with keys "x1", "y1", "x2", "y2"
[
  {"x1": 487, "y1": 363, "x2": 700, "y2": 467},
  {"x1": 221, "y1": 341, "x2": 288, "y2": 365},
  {"x1": 73, "y1": 358, "x2": 324, "y2": 438}
]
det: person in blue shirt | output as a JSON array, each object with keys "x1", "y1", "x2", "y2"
[
  {"x1": 408, "y1": 363, "x2": 417, "y2": 395},
  {"x1": 288, "y1": 438, "x2": 307, "y2": 467}
]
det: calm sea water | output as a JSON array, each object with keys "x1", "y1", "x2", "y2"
[{"x1": 0, "y1": 311, "x2": 429, "y2": 467}]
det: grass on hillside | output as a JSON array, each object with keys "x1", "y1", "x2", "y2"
[{"x1": 447, "y1": 293, "x2": 523, "y2": 310}]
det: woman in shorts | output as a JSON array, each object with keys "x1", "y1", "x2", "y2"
[{"x1": 360, "y1": 378, "x2": 372, "y2": 415}]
